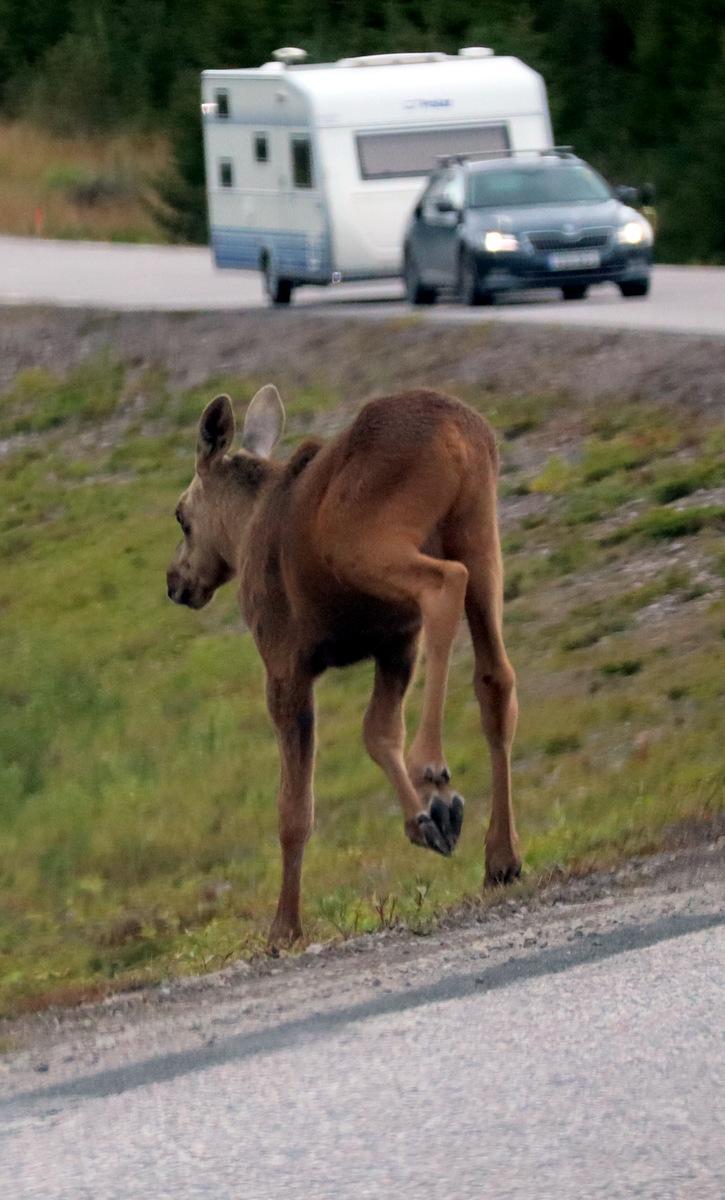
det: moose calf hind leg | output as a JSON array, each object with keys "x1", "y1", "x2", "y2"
[
  {"x1": 403, "y1": 557, "x2": 469, "y2": 855},
  {"x1": 475, "y1": 655, "x2": 521, "y2": 888},
  {"x1": 462, "y1": 558, "x2": 522, "y2": 888},
  {"x1": 478, "y1": 668, "x2": 521, "y2": 887}
]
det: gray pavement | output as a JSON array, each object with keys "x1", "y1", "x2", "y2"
[
  {"x1": 2, "y1": 906, "x2": 724, "y2": 1200},
  {"x1": 2, "y1": 234, "x2": 725, "y2": 335}
]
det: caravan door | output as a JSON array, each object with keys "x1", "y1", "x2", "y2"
[{"x1": 270, "y1": 128, "x2": 329, "y2": 281}]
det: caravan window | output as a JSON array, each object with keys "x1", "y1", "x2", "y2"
[
  {"x1": 255, "y1": 134, "x2": 269, "y2": 163},
  {"x1": 215, "y1": 90, "x2": 230, "y2": 119},
  {"x1": 356, "y1": 124, "x2": 509, "y2": 179},
  {"x1": 291, "y1": 137, "x2": 314, "y2": 188},
  {"x1": 219, "y1": 159, "x2": 234, "y2": 188}
]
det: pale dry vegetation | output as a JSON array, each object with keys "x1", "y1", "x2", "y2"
[{"x1": 0, "y1": 121, "x2": 170, "y2": 242}]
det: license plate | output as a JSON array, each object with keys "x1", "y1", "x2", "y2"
[{"x1": 548, "y1": 249, "x2": 601, "y2": 270}]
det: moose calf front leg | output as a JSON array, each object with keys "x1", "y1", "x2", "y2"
[{"x1": 266, "y1": 671, "x2": 316, "y2": 946}]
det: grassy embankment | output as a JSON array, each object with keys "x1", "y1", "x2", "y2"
[
  {"x1": 0, "y1": 121, "x2": 169, "y2": 242},
  {"x1": 1, "y1": 344, "x2": 725, "y2": 1017}
]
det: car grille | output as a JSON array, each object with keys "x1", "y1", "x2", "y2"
[{"x1": 526, "y1": 228, "x2": 612, "y2": 251}]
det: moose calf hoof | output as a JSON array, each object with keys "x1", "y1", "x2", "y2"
[
  {"x1": 407, "y1": 793, "x2": 464, "y2": 857},
  {"x1": 483, "y1": 857, "x2": 522, "y2": 888},
  {"x1": 267, "y1": 914, "x2": 304, "y2": 948}
]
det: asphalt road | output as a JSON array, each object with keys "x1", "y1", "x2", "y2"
[
  {"x1": 2, "y1": 852, "x2": 724, "y2": 1200},
  {"x1": 2, "y1": 234, "x2": 725, "y2": 335}
]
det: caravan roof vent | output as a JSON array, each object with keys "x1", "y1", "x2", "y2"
[
  {"x1": 336, "y1": 52, "x2": 448, "y2": 68},
  {"x1": 272, "y1": 47, "x2": 308, "y2": 66},
  {"x1": 458, "y1": 47, "x2": 494, "y2": 58}
]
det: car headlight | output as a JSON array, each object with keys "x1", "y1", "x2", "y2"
[
  {"x1": 616, "y1": 220, "x2": 653, "y2": 246},
  {"x1": 483, "y1": 231, "x2": 520, "y2": 253}
]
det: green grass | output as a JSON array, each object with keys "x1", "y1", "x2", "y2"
[
  {"x1": 1, "y1": 355, "x2": 724, "y2": 1017},
  {"x1": 603, "y1": 505, "x2": 725, "y2": 544}
]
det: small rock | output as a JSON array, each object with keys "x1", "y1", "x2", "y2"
[{"x1": 305, "y1": 943, "x2": 324, "y2": 955}]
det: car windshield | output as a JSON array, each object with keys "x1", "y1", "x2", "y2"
[{"x1": 466, "y1": 164, "x2": 611, "y2": 208}]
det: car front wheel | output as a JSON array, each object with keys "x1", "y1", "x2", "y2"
[
  {"x1": 404, "y1": 253, "x2": 436, "y2": 305},
  {"x1": 459, "y1": 252, "x2": 492, "y2": 307},
  {"x1": 619, "y1": 279, "x2": 650, "y2": 298}
]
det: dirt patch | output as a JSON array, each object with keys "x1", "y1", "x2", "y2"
[{"x1": 1, "y1": 306, "x2": 724, "y2": 411}]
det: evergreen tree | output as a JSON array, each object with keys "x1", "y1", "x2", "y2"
[{"x1": 0, "y1": 0, "x2": 722, "y2": 259}]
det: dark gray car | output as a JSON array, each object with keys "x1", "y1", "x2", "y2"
[{"x1": 403, "y1": 150, "x2": 654, "y2": 306}]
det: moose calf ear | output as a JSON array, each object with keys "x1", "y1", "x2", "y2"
[
  {"x1": 197, "y1": 394, "x2": 235, "y2": 466},
  {"x1": 242, "y1": 384, "x2": 286, "y2": 459}
]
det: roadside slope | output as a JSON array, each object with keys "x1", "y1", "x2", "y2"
[{"x1": 1, "y1": 307, "x2": 724, "y2": 1018}]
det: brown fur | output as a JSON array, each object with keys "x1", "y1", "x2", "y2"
[{"x1": 167, "y1": 385, "x2": 520, "y2": 945}]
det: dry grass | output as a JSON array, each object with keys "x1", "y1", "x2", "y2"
[{"x1": 0, "y1": 121, "x2": 170, "y2": 242}]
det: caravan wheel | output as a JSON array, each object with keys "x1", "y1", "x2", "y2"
[
  {"x1": 262, "y1": 259, "x2": 293, "y2": 306},
  {"x1": 404, "y1": 252, "x2": 436, "y2": 305}
]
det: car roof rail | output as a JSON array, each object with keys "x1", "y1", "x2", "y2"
[{"x1": 435, "y1": 145, "x2": 577, "y2": 167}]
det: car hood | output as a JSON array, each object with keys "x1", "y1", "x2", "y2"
[{"x1": 464, "y1": 198, "x2": 634, "y2": 234}]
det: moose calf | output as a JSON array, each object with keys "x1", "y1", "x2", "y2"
[{"x1": 167, "y1": 385, "x2": 520, "y2": 945}]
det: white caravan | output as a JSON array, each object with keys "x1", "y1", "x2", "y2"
[{"x1": 201, "y1": 48, "x2": 553, "y2": 302}]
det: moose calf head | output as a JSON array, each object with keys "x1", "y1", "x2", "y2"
[{"x1": 167, "y1": 384, "x2": 285, "y2": 610}]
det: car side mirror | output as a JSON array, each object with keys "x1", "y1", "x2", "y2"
[
  {"x1": 639, "y1": 182, "x2": 656, "y2": 206},
  {"x1": 614, "y1": 185, "x2": 638, "y2": 205}
]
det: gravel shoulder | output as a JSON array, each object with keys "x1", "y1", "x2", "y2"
[
  {"x1": 1, "y1": 306, "x2": 725, "y2": 411},
  {"x1": 2, "y1": 820, "x2": 723, "y2": 1106}
]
